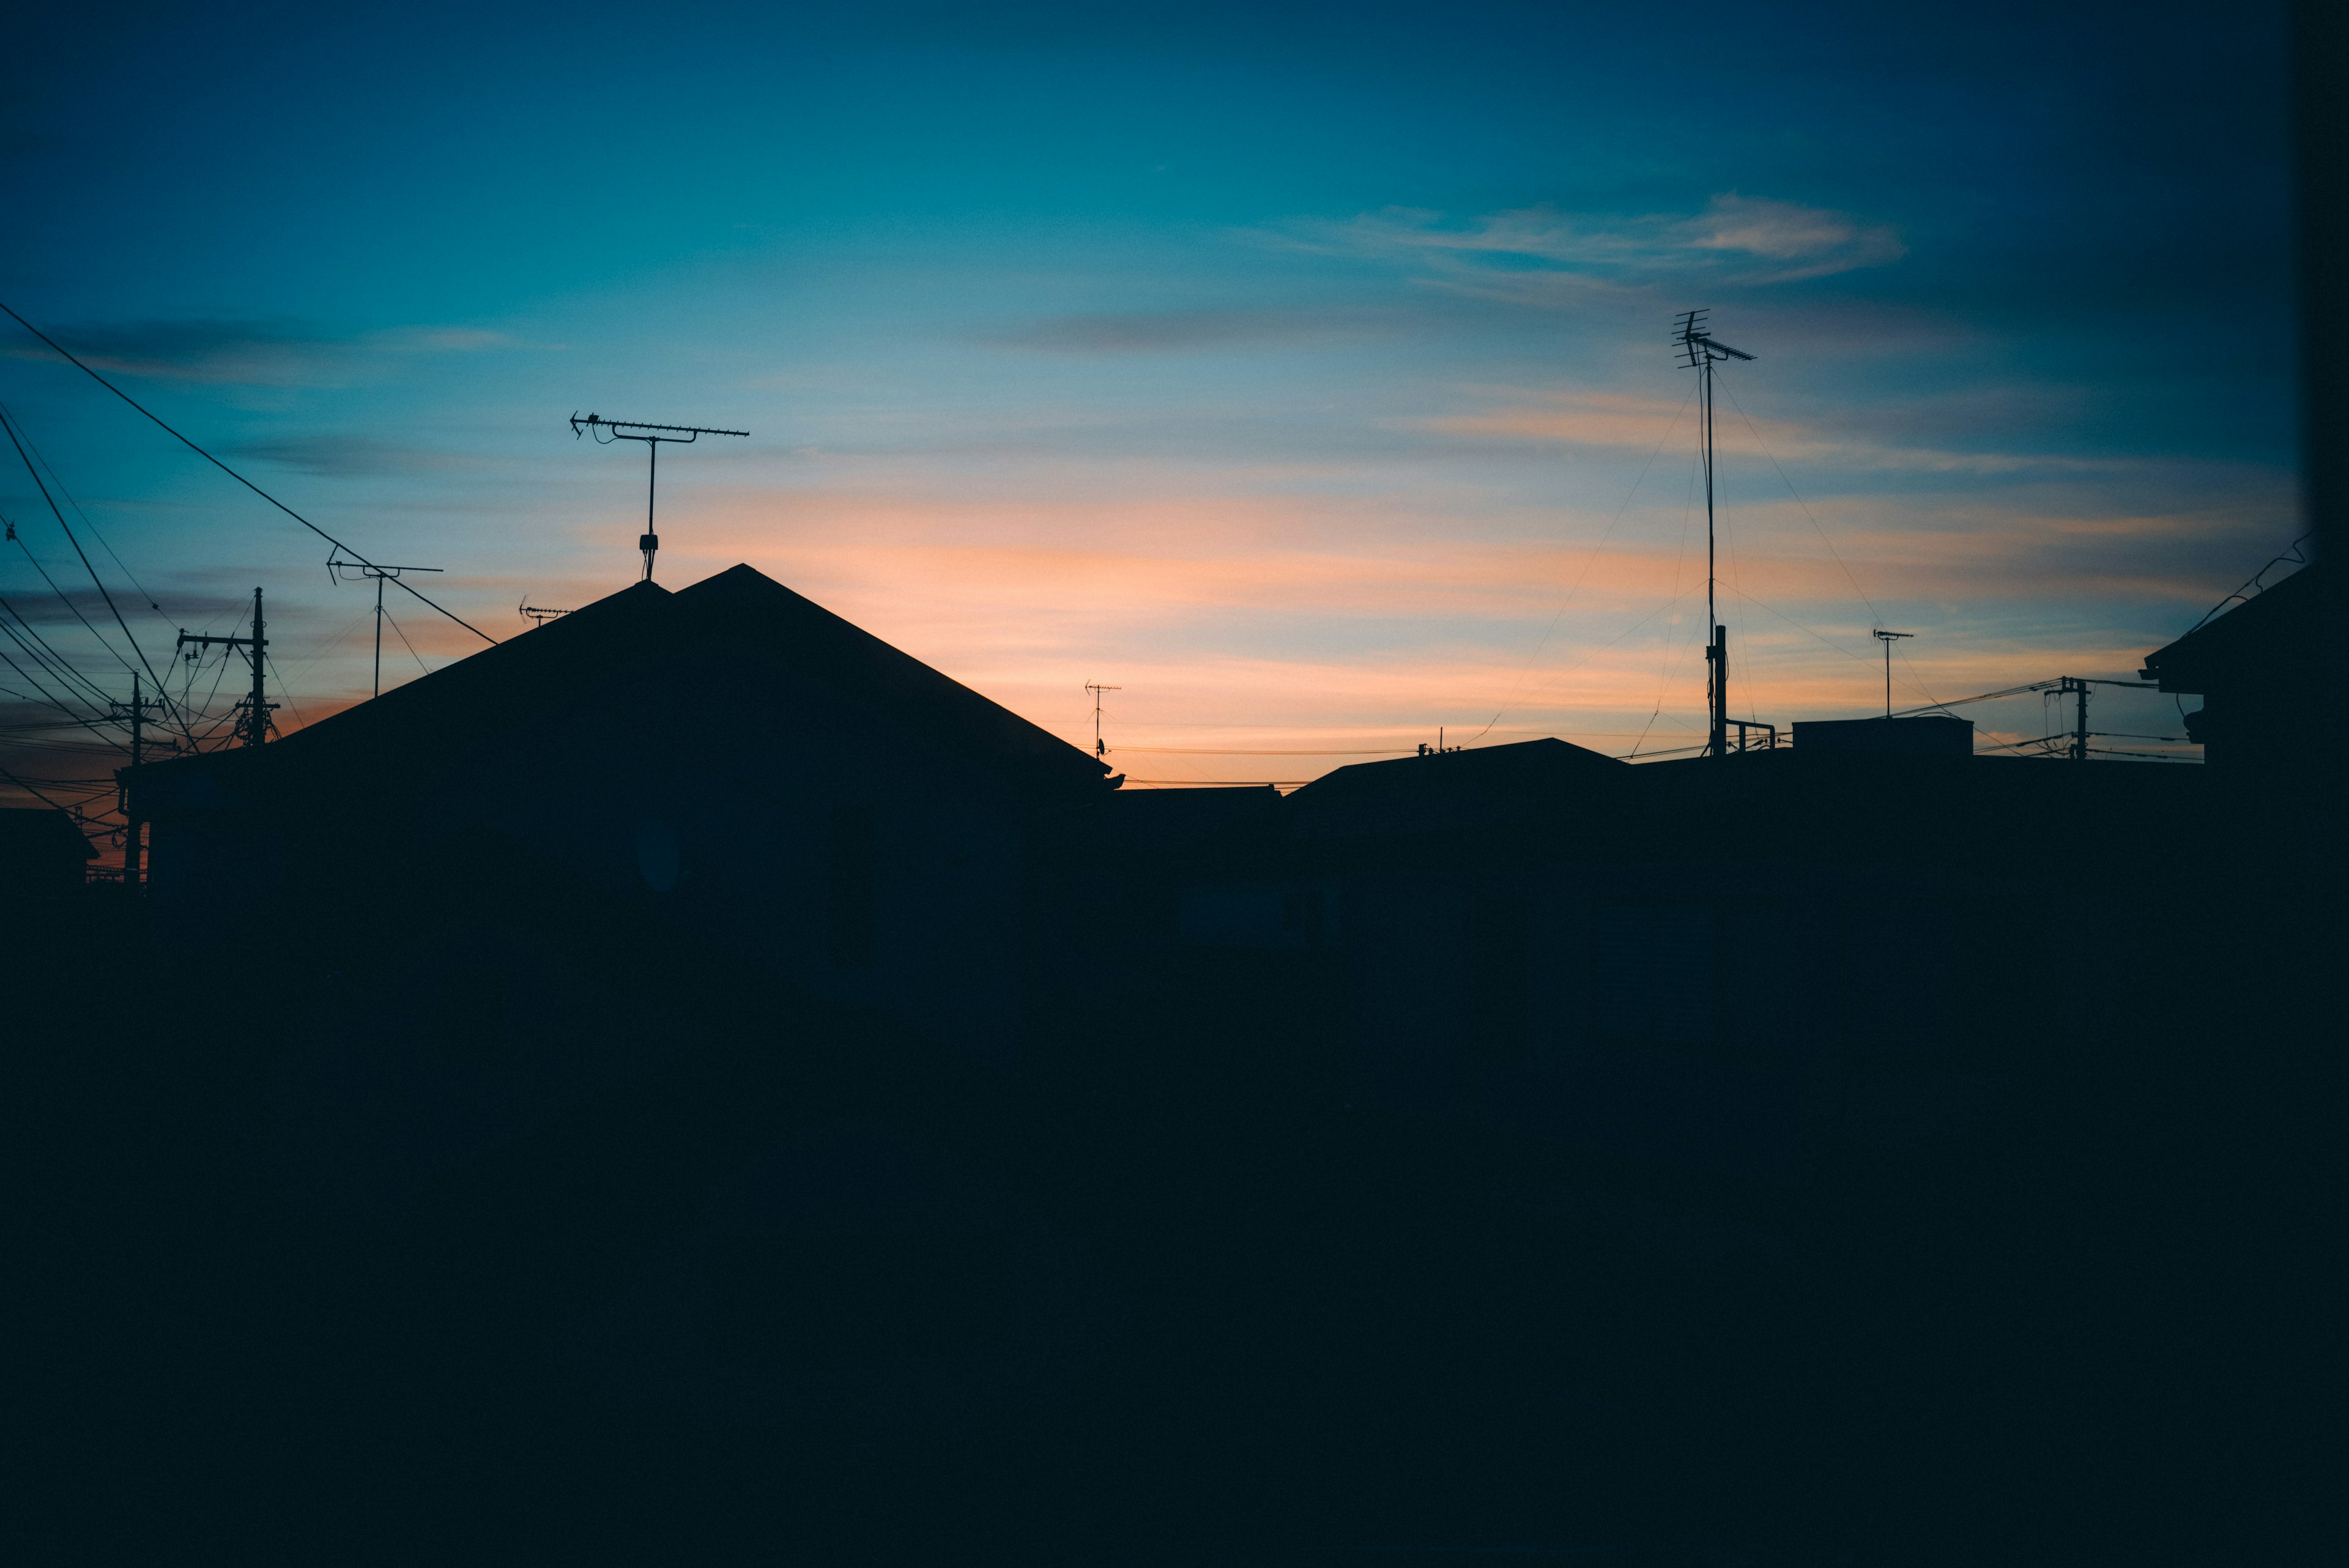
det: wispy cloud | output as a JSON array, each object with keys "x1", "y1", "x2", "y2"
[
  {"x1": 225, "y1": 434, "x2": 492, "y2": 478},
  {"x1": 985, "y1": 307, "x2": 1392, "y2": 354},
  {"x1": 6, "y1": 318, "x2": 521, "y2": 385},
  {"x1": 1269, "y1": 194, "x2": 1906, "y2": 301},
  {"x1": 1412, "y1": 389, "x2": 2104, "y2": 475}
]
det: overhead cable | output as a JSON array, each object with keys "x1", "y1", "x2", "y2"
[
  {"x1": 0, "y1": 301, "x2": 499, "y2": 648},
  {"x1": 0, "y1": 401, "x2": 166, "y2": 692}
]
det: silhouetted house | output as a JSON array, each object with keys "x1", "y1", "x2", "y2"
[
  {"x1": 130, "y1": 565, "x2": 1115, "y2": 1065},
  {"x1": 0, "y1": 804, "x2": 95, "y2": 902},
  {"x1": 1088, "y1": 738, "x2": 2206, "y2": 1173},
  {"x1": 122, "y1": 566, "x2": 1124, "y2": 1429},
  {"x1": 2140, "y1": 558, "x2": 2325, "y2": 771},
  {"x1": 1791, "y1": 715, "x2": 1974, "y2": 756}
]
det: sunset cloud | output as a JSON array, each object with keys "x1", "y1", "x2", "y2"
[
  {"x1": 1272, "y1": 194, "x2": 1907, "y2": 299},
  {"x1": 1, "y1": 4, "x2": 2291, "y2": 818},
  {"x1": 6, "y1": 319, "x2": 521, "y2": 385},
  {"x1": 1412, "y1": 390, "x2": 2107, "y2": 475},
  {"x1": 985, "y1": 307, "x2": 1392, "y2": 354}
]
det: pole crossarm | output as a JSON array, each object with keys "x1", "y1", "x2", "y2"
[{"x1": 176, "y1": 587, "x2": 274, "y2": 746}]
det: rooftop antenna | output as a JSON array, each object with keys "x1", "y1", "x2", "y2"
[
  {"x1": 1083, "y1": 682, "x2": 1121, "y2": 762},
  {"x1": 519, "y1": 602, "x2": 574, "y2": 628},
  {"x1": 570, "y1": 413, "x2": 749, "y2": 583},
  {"x1": 1871, "y1": 629, "x2": 1913, "y2": 718},
  {"x1": 1675, "y1": 309, "x2": 1755, "y2": 759},
  {"x1": 330, "y1": 551, "x2": 442, "y2": 698}
]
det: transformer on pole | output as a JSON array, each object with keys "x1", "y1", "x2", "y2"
[{"x1": 176, "y1": 587, "x2": 275, "y2": 748}]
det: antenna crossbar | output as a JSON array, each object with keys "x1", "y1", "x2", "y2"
[
  {"x1": 570, "y1": 411, "x2": 750, "y2": 582},
  {"x1": 331, "y1": 551, "x2": 442, "y2": 699}
]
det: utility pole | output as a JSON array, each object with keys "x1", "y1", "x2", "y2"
[
  {"x1": 1872, "y1": 629, "x2": 1913, "y2": 717},
  {"x1": 177, "y1": 587, "x2": 276, "y2": 748},
  {"x1": 332, "y1": 555, "x2": 441, "y2": 697},
  {"x1": 2058, "y1": 675, "x2": 2090, "y2": 762},
  {"x1": 1084, "y1": 682, "x2": 1121, "y2": 763},
  {"x1": 107, "y1": 671, "x2": 164, "y2": 887},
  {"x1": 1675, "y1": 310, "x2": 1755, "y2": 757},
  {"x1": 570, "y1": 413, "x2": 749, "y2": 582}
]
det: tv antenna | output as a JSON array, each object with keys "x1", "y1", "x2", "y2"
[
  {"x1": 1871, "y1": 629, "x2": 1913, "y2": 718},
  {"x1": 570, "y1": 412, "x2": 749, "y2": 583},
  {"x1": 1083, "y1": 682, "x2": 1121, "y2": 762},
  {"x1": 330, "y1": 550, "x2": 442, "y2": 697},
  {"x1": 1675, "y1": 309, "x2": 1755, "y2": 759},
  {"x1": 519, "y1": 602, "x2": 574, "y2": 628}
]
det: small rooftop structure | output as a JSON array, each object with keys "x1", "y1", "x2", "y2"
[
  {"x1": 0, "y1": 805, "x2": 95, "y2": 899},
  {"x1": 1282, "y1": 737, "x2": 1628, "y2": 839},
  {"x1": 1792, "y1": 716, "x2": 1974, "y2": 757}
]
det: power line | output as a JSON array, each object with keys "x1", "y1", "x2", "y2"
[
  {"x1": 13, "y1": 423, "x2": 173, "y2": 621},
  {"x1": 4, "y1": 529, "x2": 143, "y2": 698},
  {"x1": 0, "y1": 301, "x2": 499, "y2": 647},
  {"x1": 0, "y1": 399, "x2": 166, "y2": 693},
  {"x1": 1465, "y1": 379, "x2": 1701, "y2": 744},
  {"x1": 0, "y1": 640, "x2": 114, "y2": 740},
  {"x1": 381, "y1": 605, "x2": 432, "y2": 678},
  {"x1": 0, "y1": 593, "x2": 118, "y2": 710},
  {"x1": 1715, "y1": 379, "x2": 1882, "y2": 623}
]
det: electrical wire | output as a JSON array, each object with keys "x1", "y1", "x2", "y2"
[
  {"x1": 380, "y1": 606, "x2": 432, "y2": 678},
  {"x1": 1716, "y1": 378, "x2": 1946, "y2": 714},
  {"x1": 1464, "y1": 380, "x2": 1699, "y2": 744},
  {"x1": 0, "y1": 301, "x2": 499, "y2": 648},
  {"x1": 0, "y1": 596, "x2": 117, "y2": 710},
  {"x1": 0, "y1": 642, "x2": 114, "y2": 739},
  {"x1": 262, "y1": 652, "x2": 307, "y2": 734},
  {"x1": 13, "y1": 422, "x2": 173, "y2": 622},
  {"x1": 1630, "y1": 457, "x2": 1704, "y2": 759},
  {"x1": 2, "y1": 537, "x2": 142, "y2": 700},
  {"x1": 0, "y1": 399, "x2": 165, "y2": 693}
]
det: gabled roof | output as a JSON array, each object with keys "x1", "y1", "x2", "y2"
[
  {"x1": 132, "y1": 565, "x2": 1108, "y2": 809},
  {"x1": 0, "y1": 805, "x2": 96, "y2": 861},
  {"x1": 2140, "y1": 559, "x2": 2323, "y2": 694},
  {"x1": 670, "y1": 565, "x2": 1107, "y2": 792},
  {"x1": 1283, "y1": 737, "x2": 1628, "y2": 839}
]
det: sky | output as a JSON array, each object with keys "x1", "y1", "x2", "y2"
[{"x1": 0, "y1": 0, "x2": 2299, "y2": 834}]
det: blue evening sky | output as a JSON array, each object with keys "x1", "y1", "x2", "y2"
[{"x1": 1, "y1": 0, "x2": 2295, "y2": 802}]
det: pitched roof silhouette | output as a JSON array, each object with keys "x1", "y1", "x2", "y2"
[{"x1": 133, "y1": 565, "x2": 1108, "y2": 807}]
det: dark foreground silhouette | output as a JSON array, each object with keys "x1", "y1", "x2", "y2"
[
  {"x1": 11, "y1": 563, "x2": 2330, "y2": 1564},
  {"x1": 10, "y1": 808, "x2": 2322, "y2": 1567}
]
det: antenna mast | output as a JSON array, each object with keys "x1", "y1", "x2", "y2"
[
  {"x1": 1083, "y1": 682, "x2": 1121, "y2": 762},
  {"x1": 1871, "y1": 629, "x2": 1913, "y2": 718},
  {"x1": 570, "y1": 413, "x2": 749, "y2": 583},
  {"x1": 330, "y1": 551, "x2": 442, "y2": 698},
  {"x1": 1675, "y1": 310, "x2": 1755, "y2": 759}
]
